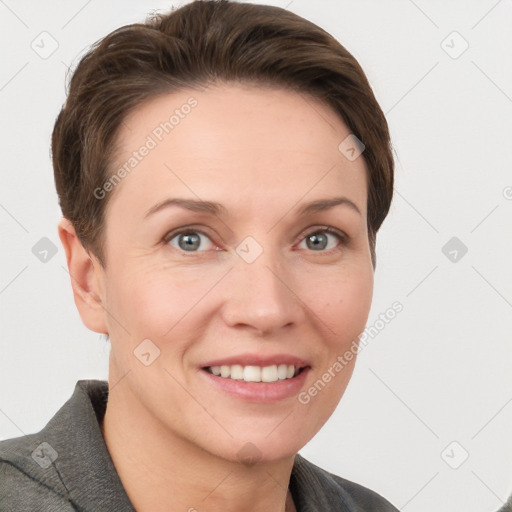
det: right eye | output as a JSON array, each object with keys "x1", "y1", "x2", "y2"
[{"x1": 166, "y1": 229, "x2": 216, "y2": 252}]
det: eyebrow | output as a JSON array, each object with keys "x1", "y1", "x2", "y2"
[{"x1": 144, "y1": 195, "x2": 361, "y2": 219}]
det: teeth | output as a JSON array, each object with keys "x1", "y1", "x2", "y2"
[
  {"x1": 277, "y1": 364, "x2": 288, "y2": 380},
  {"x1": 261, "y1": 365, "x2": 277, "y2": 382},
  {"x1": 230, "y1": 364, "x2": 243, "y2": 380},
  {"x1": 207, "y1": 364, "x2": 300, "y2": 383},
  {"x1": 243, "y1": 366, "x2": 261, "y2": 382}
]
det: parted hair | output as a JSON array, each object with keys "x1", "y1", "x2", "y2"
[{"x1": 52, "y1": 0, "x2": 393, "y2": 267}]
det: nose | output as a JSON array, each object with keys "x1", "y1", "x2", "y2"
[{"x1": 220, "y1": 247, "x2": 305, "y2": 336}]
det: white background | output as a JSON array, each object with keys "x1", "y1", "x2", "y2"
[{"x1": 1, "y1": 1, "x2": 511, "y2": 511}]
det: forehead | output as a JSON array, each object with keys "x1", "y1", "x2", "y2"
[{"x1": 106, "y1": 83, "x2": 368, "y2": 216}]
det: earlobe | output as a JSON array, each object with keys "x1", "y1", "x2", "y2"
[{"x1": 57, "y1": 218, "x2": 108, "y2": 334}]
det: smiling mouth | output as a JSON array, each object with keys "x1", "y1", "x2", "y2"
[{"x1": 202, "y1": 364, "x2": 307, "y2": 383}]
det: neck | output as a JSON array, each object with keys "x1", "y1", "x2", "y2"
[{"x1": 100, "y1": 376, "x2": 296, "y2": 512}]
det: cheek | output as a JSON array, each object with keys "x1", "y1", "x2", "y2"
[
  {"x1": 300, "y1": 266, "x2": 373, "y2": 422},
  {"x1": 306, "y1": 263, "x2": 374, "y2": 343},
  {"x1": 105, "y1": 263, "x2": 218, "y2": 348}
]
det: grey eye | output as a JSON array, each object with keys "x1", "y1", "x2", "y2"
[
  {"x1": 299, "y1": 231, "x2": 341, "y2": 251},
  {"x1": 169, "y1": 231, "x2": 214, "y2": 252}
]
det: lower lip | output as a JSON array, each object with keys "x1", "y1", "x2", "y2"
[{"x1": 199, "y1": 367, "x2": 310, "y2": 403}]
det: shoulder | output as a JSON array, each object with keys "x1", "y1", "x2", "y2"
[
  {"x1": 292, "y1": 453, "x2": 399, "y2": 512},
  {"x1": 0, "y1": 379, "x2": 110, "y2": 511},
  {"x1": 0, "y1": 434, "x2": 77, "y2": 511}
]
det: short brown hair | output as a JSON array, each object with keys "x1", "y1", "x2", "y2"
[{"x1": 52, "y1": 0, "x2": 393, "y2": 267}]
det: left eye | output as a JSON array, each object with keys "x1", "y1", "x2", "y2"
[{"x1": 297, "y1": 228, "x2": 344, "y2": 252}]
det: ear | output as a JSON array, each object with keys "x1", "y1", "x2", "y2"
[{"x1": 58, "y1": 218, "x2": 108, "y2": 334}]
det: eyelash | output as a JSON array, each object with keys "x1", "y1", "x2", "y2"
[{"x1": 163, "y1": 225, "x2": 348, "y2": 255}]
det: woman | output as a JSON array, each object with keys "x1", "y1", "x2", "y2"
[{"x1": 0, "y1": 1, "x2": 397, "y2": 510}]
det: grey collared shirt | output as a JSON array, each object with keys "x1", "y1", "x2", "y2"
[{"x1": 0, "y1": 380, "x2": 399, "y2": 511}]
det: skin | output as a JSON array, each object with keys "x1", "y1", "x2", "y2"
[{"x1": 58, "y1": 83, "x2": 373, "y2": 512}]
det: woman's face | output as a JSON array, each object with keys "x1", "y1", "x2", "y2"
[{"x1": 97, "y1": 83, "x2": 373, "y2": 462}]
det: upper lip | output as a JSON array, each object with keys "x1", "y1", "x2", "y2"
[{"x1": 201, "y1": 353, "x2": 309, "y2": 368}]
